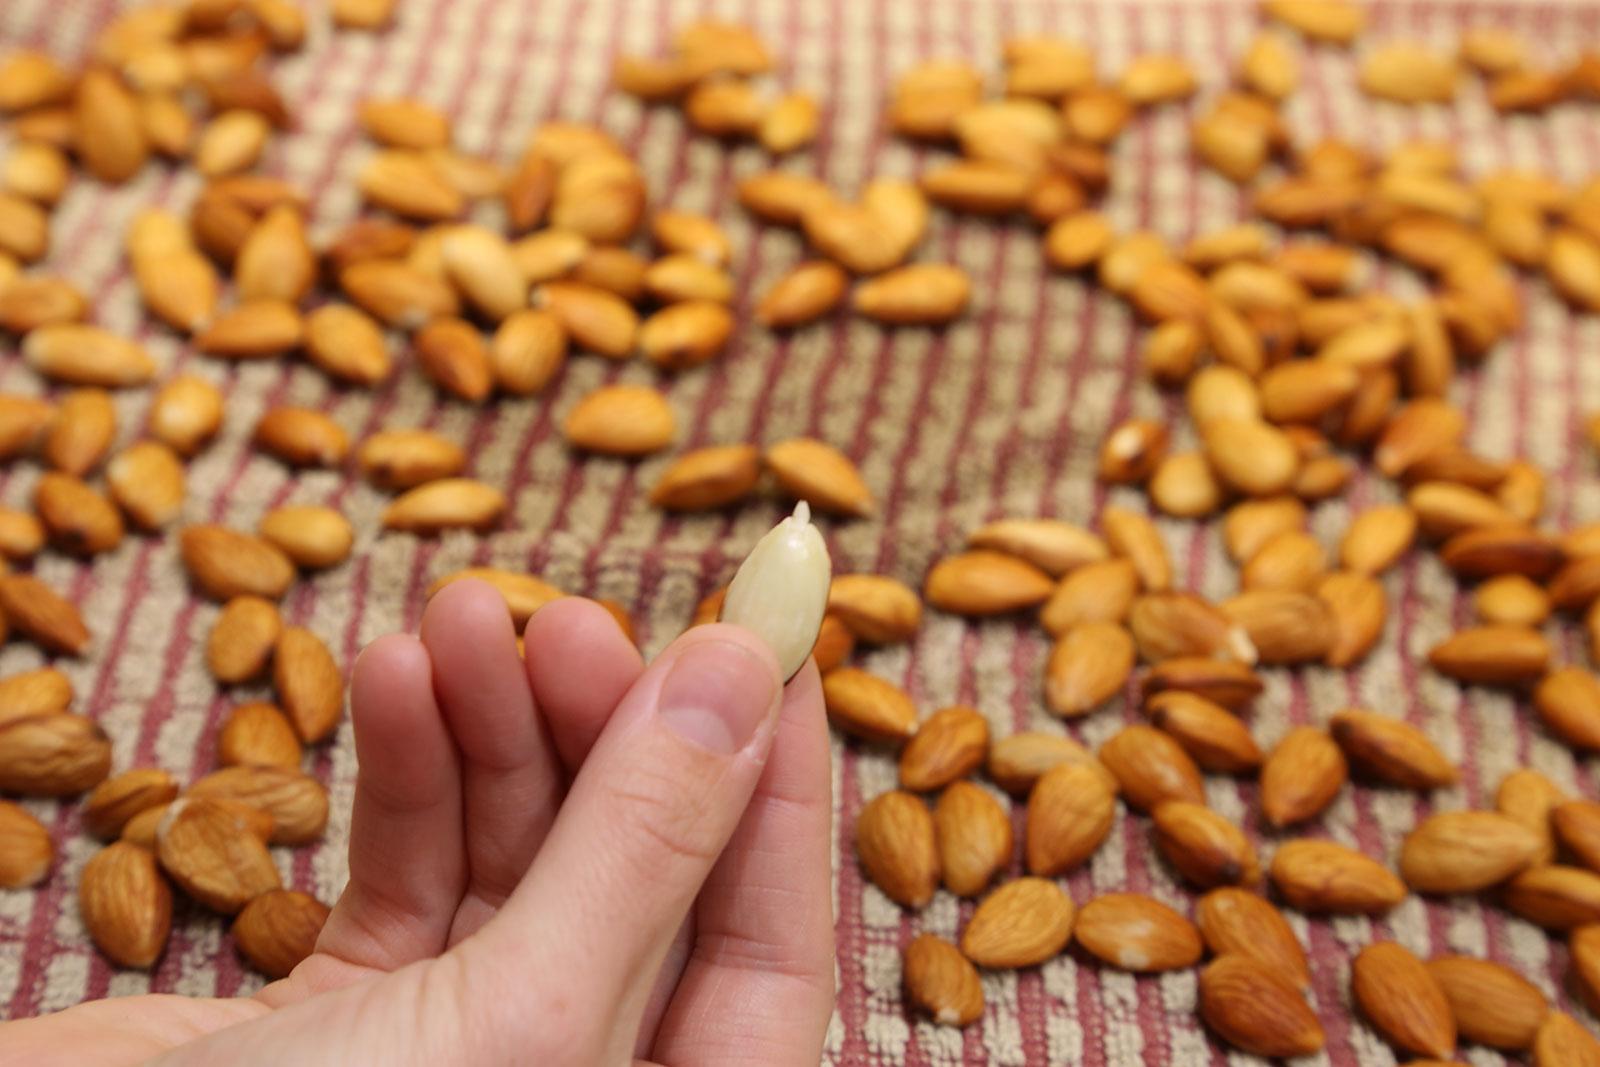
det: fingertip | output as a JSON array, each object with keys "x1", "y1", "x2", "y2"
[
  {"x1": 352, "y1": 633, "x2": 430, "y2": 708},
  {"x1": 421, "y1": 578, "x2": 517, "y2": 647}
]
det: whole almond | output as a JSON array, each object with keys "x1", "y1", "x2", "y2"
[
  {"x1": 79, "y1": 842, "x2": 171, "y2": 968},
  {"x1": 1044, "y1": 211, "x2": 1114, "y2": 271},
  {"x1": 1535, "y1": 1012, "x2": 1600, "y2": 1067},
  {"x1": 35, "y1": 472, "x2": 123, "y2": 556},
  {"x1": 1129, "y1": 593, "x2": 1254, "y2": 664},
  {"x1": 987, "y1": 731, "x2": 1109, "y2": 795},
  {"x1": 1196, "y1": 888, "x2": 1310, "y2": 990},
  {"x1": 1026, "y1": 761, "x2": 1115, "y2": 876},
  {"x1": 854, "y1": 264, "x2": 971, "y2": 325},
  {"x1": 1499, "y1": 769, "x2": 1567, "y2": 867},
  {"x1": 233, "y1": 889, "x2": 330, "y2": 979},
  {"x1": 156, "y1": 798, "x2": 281, "y2": 914},
  {"x1": 0, "y1": 800, "x2": 52, "y2": 887},
  {"x1": 563, "y1": 384, "x2": 674, "y2": 456},
  {"x1": 43, "y1": 388, "x2": 114, "y2": 476},
  {"x1": 0, "y1": 191, "x2": 47, "y2": 262},
  {"x1": 1328, "y1": 709, "x2": 1456, "y2": 789},
  {"x1": 1153, "y1": 801, "x2": 1259, "y2": 888},
  {"x1": 490, "y1": 309, "x2": 566, "y2": 396},
  {"x1": 1097, "y1": 419, "x2": 1169, "y2": 484},
  {"x1": 1101, "y1": 505, "x2": 1172, "y2": 591},
  {"x1": 1260, "y1": 726, "x2": 1347, "y2": 827},
  {"x1": 1316, "y1": 570, "x2": 1388, "y2": 667},
  {"x1": 83, "y1": 769, "x2": 179, "y2": 839},
  {"x1": 196, "y1": 300, "x2": 304, "y2": 358},
  {"x1": 826, "y1": 574, "x2": 922, "y2": 644},
  {"x1": 535, "y1": 281, "x2": 639, "y2": 358},
  {"x1": 1573, "y1": 924, "x2": 1600, "y2": 1014},
  {"x1": 900, "y1": 706, "x2": 988, "y2": 792},
  {"x1": 1400, "y1": 811, "x2": 1542, "y2": 894},
  {"x1": 1220, "y1": 590, "x2": 1335, "y2": 665},
  {"x1": 1038, "y1": 559, "x2": 1139, "y2": 635},
  {"x1": 960, "y1": 877, "x2": 1075, "y2": 969},
  {"x1": 438, "y1": 224, "x2": 525, "y2": 322},
  {"x1": 0, "y1": 575, "x2": 90, "y2": 655},
  {"x1": 180, "y1": 525, "x2": 295, "y2": 601},
  {"x1": 357, "y1": 429, "x2": 465, "y2": 490},
  {"x1": 1098, "y1": 724, "x2": 1204, "y2": 812},
  {"x1": 235, "y1": 205, "x2": 313, "y2": 306},
  {"x1": 1270, "y1": 839, "x2": 1406, "y2": 914},
  {"x1": 1198, "y1": 955, "x2": 1325, "y2": 1058},
  {"x1": 822, "y1": 668, "x2": 916, "y2": 744},
  {"x1": 1555, "y1": 800, "x2": 1600, "y2": 872},
  {"x1": 1075, "y1": 893, "x2": 1202, "y2": 972},
  {"x1": 358, "y1": 150, "x2": 463, "y2": 221},
  {"x1": 340, "y1": 259, "x2": 459, "y2": 329},
  {"x1": 1340, "y1": 505, "x2": 1417, "y2": 576},
  {"x1": 1375, "y1": 398, "x2": 1466, "y2": 478},
  {"x1": 0, "y1": 668, "x2": 71, "y2": 722},
  {"x1": 1352, "y1": 942, "x2": 1456, "y2": 1059},
  {"x1": 765, "y1": 438, "x2": 874, "y2": 518},
  {"x1": 1223, "y1": 497, "x2": 1307, "y2": 564},
  {"x1": 968, "y1": 519, "x2": 1106, "y2": 577},
  {"x1": 648, "y1": 445, "x2": 760, "y2": 512},
  {"x1": 105, "y1": 441, "x2": 185, "y2": 531},
  {"x1": 1044, "y1": 621, "x2": 1134, "y2": 717},
  {"x1": 258, "y1": 506, "x2": 354, "y2": 570},
  {"x1": 755, "y1": 260, "x2": 847, "y2": 328},
  {"x1": 23, "y1": 324, "x2": 155, "y2": 386},
  {"x1": 1259, "y1": 358, "x2": 1359, "y2": 424},
  {"x1": 643, "y1": 254, "x2": 734, "y2": 305},
  {"x1": 639, "y1": 300, "x2": 734, "y2": 370},
  {"x1": 0, "y1": 507, "x2": 43, "y2": 561},
  {"x1": 382, "y1": 479, "x2": 506, "y2": 533},
  {"x1": 1534, "y1": 667, "x2": 1600, "y2": 750},
  {"x1": 1503, "y1": 865, "x2": 1600, "y2": 929},
  {"x1": 195, "y1": 109, "x2": 270, "y2": 177},
  {"x1": 0, "y1": 713, "x2": 111, "y2": 796},
  {"x1": 0, "y1": 394, "x2": 54, "y2": 459},
  {"x1": 1408, "y1": 481, "x2": 1515, "y2": 539},
  {"x1": 207, "y1": 597, "x2": 282, "y2": 684},
  {"x1": 1474, "y1": 574, "x2": 1552, "y2": 626},
  {"x1": 218, "y1": 702, "x2": 302, "y2": 769},
  {"x1": 149, "y1": 375, "x2": 224, "y2": 456},
  {"x1": 303, "y1": 304, "x2": 391, "y2": 385},
  {"x1": 189, "y1": 765, "x2": 328, "y2": 845},
  {"x1": 1202, "y1": 418, "x2": 1300, "y2": 497},
  {"x1": 428, "y1": 569, "x2": 563, "y2": 625},
  {"x1": 358, "y1": 97, "x2": 449, "y2": 149},
  {"x1": 1426, "y1": 956, "x2": 1548, "y2": 1050},
  {"x1": 1428, "y1": 624, "x2": 1550, "y2": 685},
  {"x1": 904, "y1": 934, "x2": 983, "y2": 1026},
  {"x1": 1438, "y1": 524, "x2": 1563, "y2": 581},
  {"x1": 934, "y1": 780, "x2": 1012, "y2": 897},
  {"x1": 1141, "y1": 656, "x2": 1264, "y2": 710},
  {"x1": 413, "y1": 317, "x2": 492, "y2": 402},
  {"x1": 1148, "y1": 452, "x2": 1223, "y2": 518},
  {"x1": 0, "y1": 51, "x2": 72, "y2": 112},
  {"x1": 1146, "y1": 690, "x2": 1262, "y2": 773},
  {"x1": 76, "y1": 69, "x2": 149, "y2": 182},
  {"x1": 855, "y1": 790, "x2": 938, "y2": 907},
  {"x1": 274, "y1": 626, "x2": 343, "y2": 744}
]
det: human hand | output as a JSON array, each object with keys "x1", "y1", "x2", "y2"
[{"x1": 1, "y1": 579, "x2": 835, "y2": 1066}]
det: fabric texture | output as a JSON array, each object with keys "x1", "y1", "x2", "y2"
[{"x1": 3, "y1": 0, "x2": 1600, "y2": 1062}]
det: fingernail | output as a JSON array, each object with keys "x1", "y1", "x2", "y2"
[{"x1": 656, "y1": 638, "x2": 778, "y2": 754}]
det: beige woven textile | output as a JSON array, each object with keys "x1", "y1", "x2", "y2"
[{"x1": 3, "y1": 0, "x2": 1600, "y2": 1063}]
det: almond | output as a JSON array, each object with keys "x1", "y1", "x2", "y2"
[
  {"x1": 0, "y1": 276, "x2": 86, "y2": 333},
  {"x1": 0, "y1": 668, "x2": 72, "y2": 722},
  {"x1": 1098, "y1": 724, "x2": 1204, "y2": 812},
  {"x1": 339, "y1": 259, "x2": 459, "y2": 329},
  {"x1": 437, "y1": 224, "x2": 525, "y2": 322},
  {"x1": 76, "y1": 69, "x2": 148, "y2": 182},
  {"x1": 1270, "y1": 839, "x2": 1406, "y2": 914},
  {"x1": 1375, "y1": 398, "x2": 1465, "y2": 478},
  {"x1": 920, "y1": 160, "x2": 1034, "y2": 215},
  {"x1": 904, "y1": 934, "x2": 983, "y2": 1027},
  {"x1": 1427, "y1": 956, "x2": 1548, "y2": 1050},
  {"x1": 1224, "y1": 589, "x2": 1338, "y2": 666},
  {"x1": 196, "y1": 299, "x2": 304, "y2": 358},
  {"x1": 933, "y1": 780, "x2": 1011, "y2": 897},
  {"x1": 1499, "y1": 769, "x2": 1567, "y2": 867},
  {"x1": 1198, "y1": 955, "x2": 1325, "y2": 1058},
  {"x1": 736, "y1": 172, "x2": 834, "y2": 226},
  {"x1": 218, "y1": 702, "x2": 301, "y2": 769},
  {"x1": 180, "y1": 525, "x2": 295, "y2": 601},
  {"x1": 0, "y1": 394, "x2": 54, "y2": 459},
  {"x1": 1153, "y1": 801, "x2": 1259, "y2": 888},
  {"x1": 1202, "y1": 418, "x2": 1300, "y2": 497},
  {"x1": 1534, "y1": 1012, "x2": 1600, "y2": 1067},
  {"x1": 1340, "y1": 505, "x2": 1417, "y2": 575},
  {"x1": 560, "y1": 384, "x2": 674, "y2": 457},
  {"x1": 0, "y1": 713, "x2": 111, "y2": 796},
  {"x1": 189, "y1": 765, "x2": 328, "y2": 845},
  {"x1": 252, "y1": 407, "x2": 349, "y2": 468},
  {"x1": 149, "y1": 375, "x2": 224, "y2": 456},
  {"x1": 273, "y1": 626, "x2": 343, "y2": 743},
  {"x1": 80, "y1": 842, "x2": 171, "y2": 968},
  {"x1": 0, "y1": 507, "x2": 42, "y2": 561},
  {"x1": 23, "y1": 324, "x2": 155, "y2": 386},
  {"x1": 488, "y1": 309, "x2": 566, "y2": 396},
  {"x1": 382, "y1": 478, "x2": 505, "y2": 535},
  {"x1": 1145, "y1": 691, "x2": 1261, "y2": 774},
  {"x1": 1148, "y1": 452, "x2": 1223, "y2": 518},
  {"x1": 1043, "y1": 621, "x2": 1134, "y2": 717},
  {"x1": 1074, "y1": 893, "x2": 1202, "y2": 972},
  {"x1": 156, "y1": 798, "x2": 280, "y2": 914},
  {"x1": 1549, "y1": 555, "x2": 1600, "y2": 613},
  {"x1": 0, "y1": 51, "x2": 72, "y2": 113},
  {"x1": 1101, "y1": 505, "x2": 1172, "y2": 591},
  {"x1": 1351, "y1": 942, "x2": 1456, "y2": 1059},
  {"x1": 1328, "y1": 708, "x2": 1456, "y2": 790},
  {"x1": 332, "y1": 0, "x2": 396, "y2": 28},
  {"x1": 1196, "y1": 888, "x2": 1310, "y2": 990},
  {"x1": 1439, "y1": 524, "x2": 1562, "y2": 580},
  {"x1": 303, "y1": 303, "x2": 390, "y2": 385},
  {"x1": 235, "y1": 205, "x2": 313, "y2": 305},
  {"x1": 0, "y1": 800, "x2": 52, "y2": 887},
  {"x1": 1572, "y1": 924, "x2": 1600, "y2": 1014},
  {"x1": 753, "y1": 260, "x2": 845, "y2": 328},
  {"x1": 968, "y1": 519, "x2": 1106, "y2": 577},
  {"x1": 987, "y1": 731, "x2": 1108, "y2": 795},
  {"x1": 357, "y1": 429, "x2": 465, "y2": 490},
  {"x1": 1223, "y1": 497, "x2": 1307, "y2": 563},
  {"x1": 104, "y1": 441, "x2": 185, "y2": 531},
  {"x1": 825, "y1": 574, "x2": 921, "y2": 644},
  {"x1": 41, "y1": 388, "x2": 114, "y2": 477},
  {"x1": 233, "y1": 888, "x2": 329, "y2": 979},
  {"x1": 535, "y1": 281, "x2": 639, "y2": 358},
  {"x1": 1044, "y1": 211, "x2": 1115, "y2": 271},
  {"x1": 1503, "y1": 864, "x2": 1600, "y2": 929},
  {"x1": 855, "y1": 790, "x2": 938, "y2": 907},
  {"x1": 1408, "y1": 481, "x2": 1514, "y2": 539},
  {"x1": 854, "y1": 264, "x2": 971, "y2": 325},
  {"x1": 1025, "y1": 761, "x2": 1115, "y2": 876},
  {"x1": 358, "y1": 97, "x2": 450, "y2": 150},
  {"x1": 960, "y1": 877, "x2": 1075, "y2": 968},
  {"x1": 765, "y1": 438, "x2": 874, "y2": 517},
  {"x1": 1097, "y1": 419, "x2": 1169, "y2": 484},
  {"x1": 1428, "y1": 625, "x2": 1550, "y2": 685},
  {"x1": 1129, "y1": 593, "x2": 1254, "y2": 664},
  {"x1": 1474, "y1": 574, "x2": 1552, "y2": 626},
  {"x1": 638, "y1": 300, "x2": 734, "y2": 370},
  {"x1": 207, "y1": 597, "x2": 283, "y2": 684},
  {"x1": 358, "y1": 150, "x2": 462, "y2": 221},
  {"x1": 1260, "y1": 726, "x2": 1347, "y2": 827},
  {"x1": 1400, "y1": 810, "x2": 1543, "y2": 893},
  {"x1": 258, "y1": 506, "x2": 354, "y2": 570},
  {"x1": 822, "y1": 668, "x2": 916, "y2": 744},
  {"x1": 1038, "y1": 559, "x2": 1138, "y2": 635},
  {"x1": 0, "y1": 575, "x2": 90, "y2": 655},
  {"x1": 810, "y1": 615, "x2": 854, "y2": 673},
  {"x1": 900, "y1": 706, "x2": 988, "y2": 792},
  {"x1": 35, "y1": 472, "x2": 123, "y2": 556},
  {"x1": 83, "y1": 769, "x2": 179, "y2": 839},
  {"x1": 429, "y1": 569, "x2": 564, "y2": 625},
  {"x1": 1141, "y1": 656, "x2": 1263, "y2": 710},
  {"x1": 413, "y1": 317, "x2": 491, "y2": 402},
  {"x1": 1555, "y1": 801, "x2": 1600, "y2": 872}
]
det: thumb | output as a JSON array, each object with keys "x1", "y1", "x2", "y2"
[{"x1": 463, "y1": 623, "x2": 784, "y2": 1060}]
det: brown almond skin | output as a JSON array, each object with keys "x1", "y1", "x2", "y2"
[
  {"x1": 822, "y1": 668, "x2": 916, "y2": 744},
  {"x1": 218, "y1": 703, "x2": 302, "y2": 768},
  {"x1": 0, "y1": 575, "x2": 90, "y2": 655},
  {"x1": 1101, "y1": 505, "x2": 1172, "y2": 592},
  {"x1": 1502, "y1": 865, "x2": 1600, "y2": 929},
  {"x1": 1316, "y1": 571, "x2": 1388, "y2": 667},
  {"x1": 1573, "y1": 924, "x2": 1600, "y2": 1015},
  {"x1": 0, "y1": 713, "x2": 112, "y2": 796},
  {"x1": 189, "y1": 765, "x2": 329, "y2": 845},
  {"x1": 1196, "y1": 888, "x2": 1310, "y2": 990},
  {"x1": 563, "y1": 385, "x2": 675, "y2": 457},
  {"x1": 1098, "y1": 724, "x2": 1204, "y2": 812},
  {"x1": 357, "y1": 430, "x2": 466, "y2": 490},
  {"x1": 1426, "y1": 956, "x2": 1548, "y2": 1051},
  {"x1": 903, "y1": 934, "x2": 983, "y2": 1026},
  {"x1": 899, "y1": 706, "x2": 989, "y2": 792},
  {"x1": 756, "y1": 261, "x2": 847, "y2": 328},
  {"x1": 1400, "y1": 811, "x2": 1543, "y2": 894},
  {"x1": 274, "y1": 626, "x2": 343, "y2": 744},
  {"x1": 1555, "y1": 800, "x2": 1600, "y2": 872},
  {"x1": 1038, "y1": 559, "x2": 1139, "y2": 635},
  {"x1": 1534, "y1": 667, "x2": 1600, "y2": 750},
  {"x1": 1140, "y1": 657, "x2": 1262, "y2": 710},
  {"x1": 1329, "y1": 708, "x2": 1457, "y2": 789},
  {"x1": 35, "y1": 472, "x2": 124, "y2": 556},
  {"x1": 1427, "y1": 625, "x2": 1550, "y2": 685},
  {"x1": 79, "y1": 842, "x2": 171, "y2": 969},
  {"x1": 1128, "y1": 592, "x2": 1253, "y2": 664},
  {"x1": 933, "y1": 780, "x2": 1012, "y2": 897},
  {"x1": 827, "y1": 574, "x2": 923, "y2": 644},
  {"x1": 1145, "y1": 691, "x2": 1261, "y2": 774},
  {"x1": 414, "y1": 317, "x2": 493, "y2": 402},
  {"x1": 0, "y1": 668, "x2": 71, "y2": 723},
  {"x1": 1153, "y1": 801, "x2": 1259, "y2": 888},
  {"x1": 1074, "y1": 893, "x2": 1203, "y2": 972},
  {"x1": 233, "y1": 889, "x2": 330, "y2": 979},
  {"x1": 1026, "y1": 762, "x2": 1115, "y2": 876},
  {"x1": 82, "y1": 769, "x2": 179, "y2": 840},
  {"x1": 855, "y1": 790, "x2": 938, "y2": 908},
  {"x1": 207, "y1": 596, "x2": 283, "y2": 683},
  {"x1": 1260, "y1": 726, "x2": 1347, "y2": 827},
  {"x1": 1044, "y1": 622, "x2": 1134, "y2": 717},
  {"x1": 253, "y1": 407, "x2": 350, "y2": 467},
  {"x1": 649, "y1": 445, "x2": 761, "y2": 512},
  {"x1": 925, "y1": 550, "x2": 1054, "y2": 616},
  {"x1": 1199, "y1": 955, "x2": 1325, "y2": 1058},
  {"x1": 156, "y1": 798, "x2": 282, "y2": 915},
  {"x1": 987, "y1": 732, "x2": 1109, "y2": 795},
  {"x1": 1219, "y1": 590, "x2": 1335, "y2": 665},
  {"x1": 0, "y1": 800, "x2": 53, "y2": 888},
  {"x1": 960, "y1": 877, "x2": 1075, "y2": 969},
  {"x1": 1534, "y1": 1012, "x2": 1600, "y2": 1067},
  {"x1": 179, "y1": 525, "x2": 296, "y2": 602},
  {"x1": 1352, "y1": 942, "x2": 1457, "y2": 1059},
  {"x1": 1270, "y1": 839, "x2": 1406, "y2": 914},
  {"x1": 1499, "y1": 769, "x2": 1567, "y2": 866}
]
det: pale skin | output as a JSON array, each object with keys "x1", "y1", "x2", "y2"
[{"x1": 0, "y1": 580, "x2": 836, "y2": 1066}]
